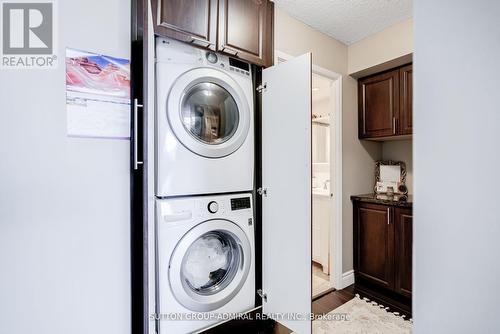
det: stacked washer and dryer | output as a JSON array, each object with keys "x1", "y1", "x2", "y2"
[{"x1": 155, "y1": 38, "x2": 256, "y2": 333}]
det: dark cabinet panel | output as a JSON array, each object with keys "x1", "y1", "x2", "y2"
[
  {"x1": 394, "y1": 207, "x2": 412, "y2": 297},
  {"x1": 218, "y1": 0, "x2": 273, "y2": 67},
  {"x1": 353, "y1": 200, "x2": 412, "y2": 300},
  {"x1": 152, "y1": 0, "x2": 274, "y2": 66},
  {"x1": 357, "y1": 63, "x2": 413, "y2": 140},
  {"x1": 358, "y1": 70, "x2": 399, "y2": 139},
  {"x1": 354, "y1": 203, "x2": 394, "y2": 289},
  {"x1": 153, "y1": 0, "x2": 218, "y2": 50},
  {"x1": 399, "y1": 64, "x2": 413, "y2": 135}
]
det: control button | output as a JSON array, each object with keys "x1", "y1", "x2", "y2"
[
  {"x1": 206, "y1": 52, "x2": 218, "y2": 64},
  {"x1": 207, "y1": 201, "x2": 219, "y2": 214}
]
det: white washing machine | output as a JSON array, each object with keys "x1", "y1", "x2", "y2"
[
  {"x1": 156, "y1": 37, "x2": 254, "y2": 197},
  {"x1": 156, "y1": 193, "x2": 255, "y2": 334}
]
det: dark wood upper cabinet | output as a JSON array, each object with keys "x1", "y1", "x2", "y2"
[
  {"x1": 218, "y1": 0, "x2": 273, "y2": 67},
  {"x1": 353, "y1": 200, "x2": 412, "y2": 299},
  {"x1": 358, "y1": 63, "x2": 412, "y2": 140},
  {"x1": 399, "y1": 64, "x2": 413, "y2": 135},
  {"x1": 358, "y1": 70, "x2": 399, "y2": 139},
  {"x1": 354, "y1": 203, "x2": 394, "y2": 290},
  {"x1": 152, "y1": 0, "x2": 218, "y2": 50},
  {"x1": 394, "y1": 207, "x2": 412, "y2": 297},
  {"x1": 152, "y1": 0, "x2": 274, "y2": 67}
]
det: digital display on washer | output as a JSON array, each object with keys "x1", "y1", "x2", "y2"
[
  {"x1": 230, "y1": 197, "x2": 251, "y2": 211},
  {"x1": 229, "y1": 58, "x2": 250, "y2": 72}
]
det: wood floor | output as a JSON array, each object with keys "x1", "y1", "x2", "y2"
[
  {"x1": 205, "y1": 287, "x2": 356, "y2": 334},
  {"x1": 272, "y1": 285, "x2": 356, "y2": 333},
  {"x1": 206, "y1": 284, "x2": 411, "y2": 333}
]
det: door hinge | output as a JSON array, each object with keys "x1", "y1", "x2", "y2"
[
  {"x1": 257, "y1": 289, "x2": 267, "y2": 302},
  {"x1": 256, "y1": 83, "x2": 267, "y2": 93},
  {"x1": 257, "y1": 187, "x2": 268, "y2": 197}
]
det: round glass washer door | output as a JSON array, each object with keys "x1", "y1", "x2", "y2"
[
  {"x1": 169, "y1": 219, "x2": 251, "y2": 312},
  {"x1": 167, "y1": 68, "x2": 251, "y2": 158}
]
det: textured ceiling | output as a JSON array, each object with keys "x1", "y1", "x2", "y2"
[{"x1": 274, "y1": 0, "x2": 412, "y2": 45}]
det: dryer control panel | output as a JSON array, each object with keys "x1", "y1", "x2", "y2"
[
  {"x1": 230, "y1": 197, "x2": 251, "y2": 211},
  {"x1": 156, "y1": 37, "x2": 252, "y2": 78},
  {"x1": 203, "y1": 50, "x2": 251, "y2": 77}
]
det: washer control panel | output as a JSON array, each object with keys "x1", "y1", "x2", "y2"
[
  {"x1": 207, "y1": 201, "x2": 219, "y2": 214},
  {"x1": 205, "y1": 52, "x2": 218, "y2": 64},
  {"x1": 161, "y1": 194, "x2": 253, "y2": 223}
]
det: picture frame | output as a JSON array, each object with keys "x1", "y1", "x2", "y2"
[{"x1": 374, "y1": 160, "x2": 408, "y2": 195}]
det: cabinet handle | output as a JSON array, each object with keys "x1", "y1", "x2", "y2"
[
  {"x1": 189, "y1": 36, "x2": 214, "y2": 47},
  {"x1": 222, "y1": 46, "x2": 238, "y2": 56},
  {"x1": 387, "y1": 207, "x2": 390, "y2": 225},
  {"x1": 133, "y1": 98, "x2": 143, "y2": 170},
  {"x1": 392, "y1": 117, "x2": 396, "y2": 134}
]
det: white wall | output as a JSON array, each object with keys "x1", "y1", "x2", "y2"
[
  {"x1": 275, "y1": 8, "x2": 381, "y2": 273},
  {"x1": 312, "y1": 98, "x2": 331, "y2": 164},
  {"x1": 0, "y1": 1, "x2": 131, "y2": 333},
  {"x1": 414, "y1": 1, "x2": 500, "y2": 332},
  {"x1": 348, "y1": 18, "x2": 413, "y2": 74},
  {"x1": 348, "y1": 17, "x2": 414, "y2": 195}
]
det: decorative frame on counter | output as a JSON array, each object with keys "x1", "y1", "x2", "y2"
[{"x1": 374, "y1": 160, "x2": 408, "y2": 195}]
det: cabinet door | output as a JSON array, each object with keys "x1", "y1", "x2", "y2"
[
  {"x1": 262, "y1": 53, "x2": 312, "y2": 334},
  {"x1": 358, "y1": 70, "x2": 399, "y2": 139},
  {"x1": 152, "y1": 0, "x2": 217, "y2": 50},
  {"x1": 394, "y1": 207, "x2": 412, "y2": 297},
  {"x1": 354, "y1": 203, "x2": 394, "y2": 289},
  {"x1": 399, "y1": 64, "x2": 413, "y2": 135},
  {"x1": 218, "y1": 0, "x2": 274, "y2": 67}
]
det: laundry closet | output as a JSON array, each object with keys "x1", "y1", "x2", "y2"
[{"x1": 130, "y1": 1, "x2": 314, "y2": 333}]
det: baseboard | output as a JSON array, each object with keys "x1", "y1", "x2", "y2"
[{"x1": 342, "y1": 270, "x2": 355, "y2": 288}]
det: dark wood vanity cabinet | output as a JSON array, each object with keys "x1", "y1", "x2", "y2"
[
  {"x1": 152, "y1": 0, "x2": 274, "y2": 67},
  {"x1": 353, "y1": 201, "x2": 412, "y2": 298},
  {"x1": 358, "y1": 64, "x2": 412, "y2": 140}
]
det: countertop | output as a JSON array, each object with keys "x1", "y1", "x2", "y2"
[{"x1": 350, "y1": 193, "x2": 413, "y2": 208}]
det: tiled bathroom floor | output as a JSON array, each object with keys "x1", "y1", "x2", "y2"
[{"x1": 312, "y1": 262, "x2": 332, "y2": 297}]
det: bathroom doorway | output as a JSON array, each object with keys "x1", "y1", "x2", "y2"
[
  {"x1": 312, "y1": 73, "x2": 332, "y2": 296},
  {"x1": 312, "y1": 73, "x2": 335, "y2": 298}
]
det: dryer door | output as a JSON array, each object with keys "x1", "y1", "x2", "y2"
[
  {"x1": 168, "y1": 219, "x2": 251, "y2": 312},
  {"x1": 167, "y1": 68, "x2": 251, "y2": 158}
]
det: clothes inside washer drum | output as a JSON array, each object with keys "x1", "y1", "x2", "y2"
[{"x1": 182, "y1": 234, "x2": 231, "y2": 290}]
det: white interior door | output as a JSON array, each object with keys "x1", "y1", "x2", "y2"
[{"x1": 261, "y1": 53, "x2": 312, "y2": 334}]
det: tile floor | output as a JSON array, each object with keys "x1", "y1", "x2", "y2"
[{"x1": 312, "y1": 262, "x2": 332, "y2": 297}]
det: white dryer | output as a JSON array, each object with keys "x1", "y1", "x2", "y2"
[
  {"x1": 156, "y1": 38, "x2": 254, "y2": 197},
  {"x1": 156, "y1": 193, "x2": 255, "y2": 334}
]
